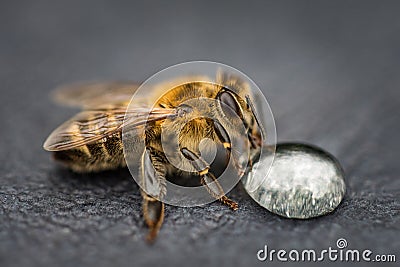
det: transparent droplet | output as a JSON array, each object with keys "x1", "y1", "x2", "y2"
[{"x1": 242, "y1": 143, "x2": 345, "y2": 218}]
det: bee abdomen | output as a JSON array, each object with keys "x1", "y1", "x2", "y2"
[{"x1": 53, "y1": 134, "x2": 125, "y2": 173}]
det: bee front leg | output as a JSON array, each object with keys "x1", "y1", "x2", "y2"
[
  {"x1": 140, "y1": 149, "x2": 167, "y2": 242},
  {"x1": 213, "y1": 120, "x2": 246, "y2": 177},
  {"x1": 180, "y1": 147, "x2": 238, "y2": 211}
]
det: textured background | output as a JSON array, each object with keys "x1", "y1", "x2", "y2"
[{"x1": 0, "y1": 1, "x2": 399, "y2": 266}]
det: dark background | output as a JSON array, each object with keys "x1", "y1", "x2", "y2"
[{"x1": 1, "y1": 1, "x2": 399, "y2": 266}]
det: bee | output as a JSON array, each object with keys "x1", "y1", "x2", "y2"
[{"x1": 43, "y1": 74, "x2": 264, "y2": 242}]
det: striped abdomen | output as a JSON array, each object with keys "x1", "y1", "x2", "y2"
[{"x1": 53, "y1": 132, "x2": 126, "y2": 172}]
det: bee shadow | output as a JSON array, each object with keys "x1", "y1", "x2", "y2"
[{"x1": 47, "y1": 166, "x2": 139, "y2": 194}]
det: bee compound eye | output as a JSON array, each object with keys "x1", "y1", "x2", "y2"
[{"x1": 217, "y1": 90, "x2": 243, "y2": 119}]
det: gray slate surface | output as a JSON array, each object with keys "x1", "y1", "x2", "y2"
[{"x1": 0, "y1": 1, "x2": 399, "y2": 266}]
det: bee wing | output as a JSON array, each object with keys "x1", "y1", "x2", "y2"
[
  {"x1": 52, "y1": 81, "x2": 140, "y2": 109},
  {"x1": 43, "y1": 107, "x2": 176, "y2": 151}
]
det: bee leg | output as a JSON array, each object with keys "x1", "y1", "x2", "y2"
[
  {"x1": 213, "y1": 120, "x2": 246, "y2": 177},
  {"x1": 180, "y1": 147, "x2": 238, "y2": 211},
  {"x1": 140, "y1": 149, "x2": 167, "y2": 243},
  {"x1": 141, "y1": 192, "x2": 164, "y2": 243},
  {"x1": 200, "y1": 171, "x2": 239, "y2": 211}
]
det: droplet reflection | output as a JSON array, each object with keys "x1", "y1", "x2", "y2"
[{"x1": 243, "y1": 143, "x2": 345, "y2": 218}]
